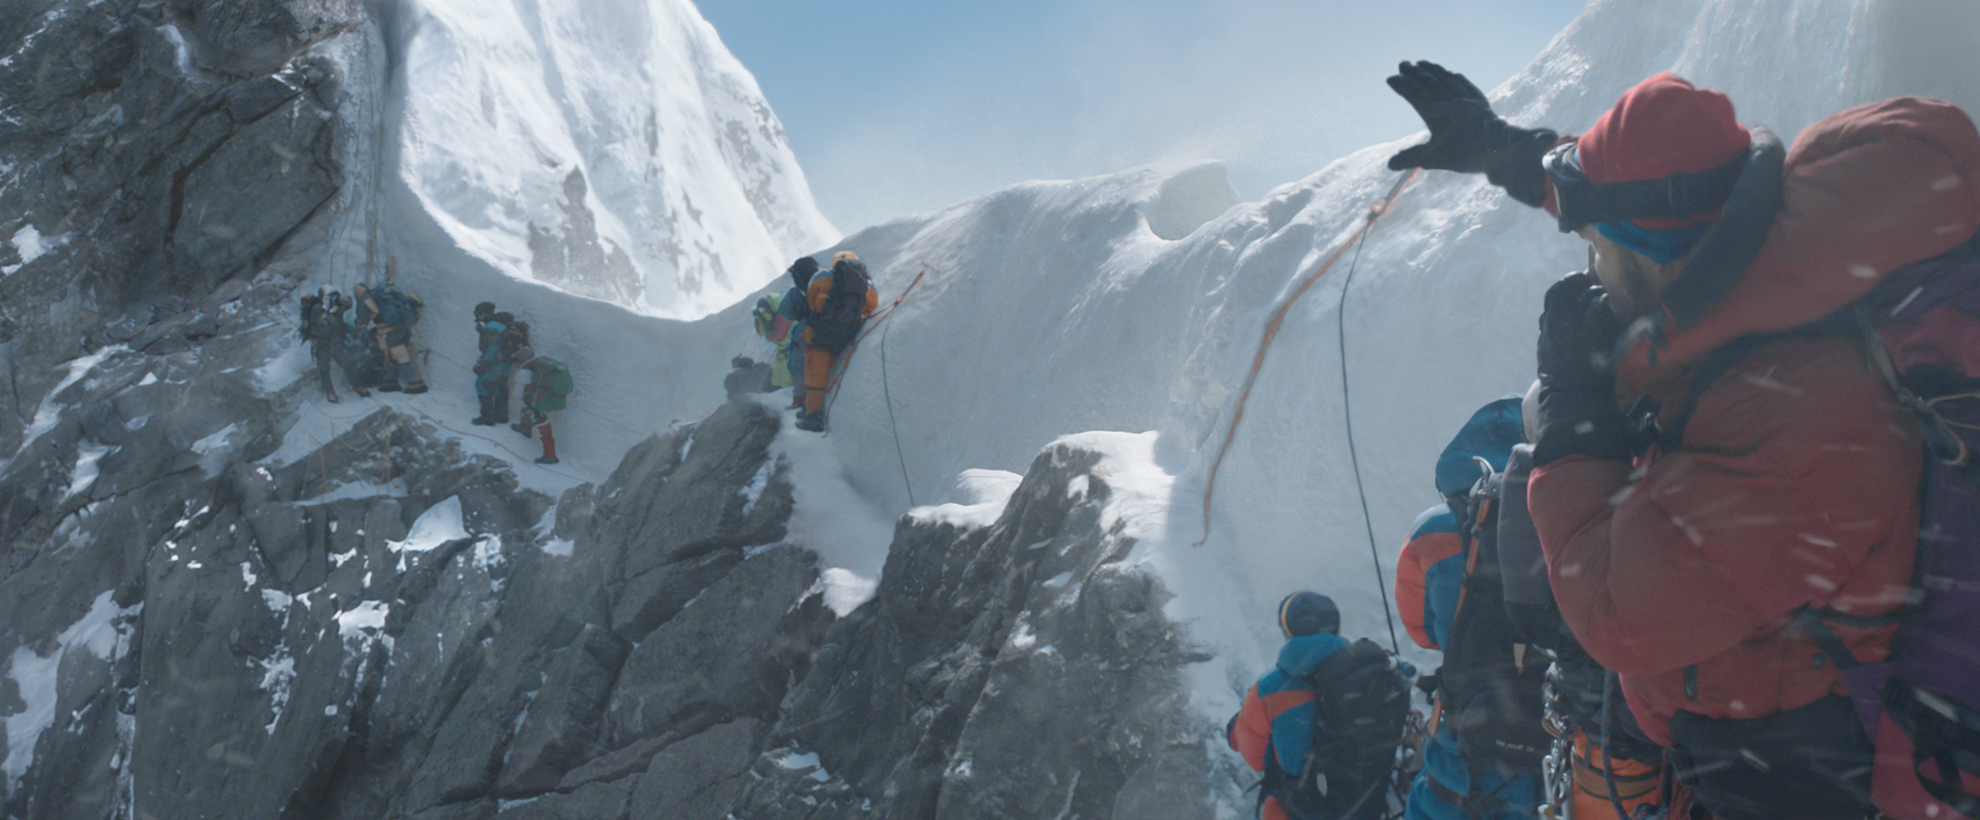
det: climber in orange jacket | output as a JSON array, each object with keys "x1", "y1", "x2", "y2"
[{"x1": 796, "y1": 250, "x2": 878, "y2": 432}]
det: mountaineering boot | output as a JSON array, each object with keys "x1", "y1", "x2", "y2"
[
  {"x1": 402, "y1": 381, "x2": 429, "y2": 395},
  {"x1": 535, "y1": 423, "x2": 558, "y2": 464},
  {"x1": 471, "y1": 395, "x2": 495, "y2": 425},
  {"x1": 326, "y1": 390, "x2": 341, "y2": 404},
  {"x1": 795, "y1": 411, "x2": 825, "y2": 433},
  {"x1": 511, "y1": 421, "x2": 533, "y2": 439}
]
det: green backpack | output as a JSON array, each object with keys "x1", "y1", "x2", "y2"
[{"x1": 527, "y1": 358, "x2": 575, "y2": 411}]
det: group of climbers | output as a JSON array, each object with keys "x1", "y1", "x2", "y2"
[
  {"x1": 746, "y1": 250, "x2": 877, "y2": 433},
  {"x1": 1228, "y1": 60, "x2": 1980, "y2": 820},
  {"x1": 468, "y1": 302, "x2": 569, "y2": 465},
  {"x1": 298, "y1": 274, "x2": 572, "y2": 466},
  {"x1": 298, "y1": 272, "x2": 428, "y2": 401}
]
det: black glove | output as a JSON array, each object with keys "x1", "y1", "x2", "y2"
[
  {"x1": 1385, "y1": 61, "x2": 1559, "y2": 208},
  {"x1": 1532, "y1": 273, "x2": 1635, "y2": 465}
]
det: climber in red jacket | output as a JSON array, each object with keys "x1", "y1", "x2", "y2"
[{"x1": 1385, "y1": 62, "x2": 1980, "y2": 820}]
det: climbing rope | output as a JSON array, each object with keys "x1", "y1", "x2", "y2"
[
  {"x1": 1191, "y1": 171, "x2": 1415, "y2": 656},
  {"x1": 1194, "y1": 170, "x2": 1417, "y2": 547},
  {"x1": 1335, "y1": 171, "x2": 1415, "y2": 656},
  {"x1": 879, "y1": 294, "x2": 916, "y2": 506},
  {"x1": 821, "y1": 262, "x2": 933, "y2": 424}
]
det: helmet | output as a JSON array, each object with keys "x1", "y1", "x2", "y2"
[{"x1": 1278, "y1": 591, "x2": 1340, "y2": 638}]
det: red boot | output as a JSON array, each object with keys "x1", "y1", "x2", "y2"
[{"x1": 535, "y1": 421, "x2": 559, "y2": 464}]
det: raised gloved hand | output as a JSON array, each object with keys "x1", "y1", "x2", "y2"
[
  {"x1": 1531, "y1": 273, "x2": 1635, "y2": 465},
  {"x1": 1385, "y1": 61, "x2": 1559, "y2": 208}
]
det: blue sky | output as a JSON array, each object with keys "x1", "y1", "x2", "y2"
[{"x1": 698, "y1": 0, "x2": 1589, "y2": 233}]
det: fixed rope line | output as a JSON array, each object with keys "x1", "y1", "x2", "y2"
[
  {"x1": 1336, "y1": 170, "x2": 1415, "y2": 657},
  {"x1": 1193, "y1": 169, "x2": 1418, "y2": 549},
  {"x1": 822, "y1": 263, "x2": 933, "y2": 424},
  {"x1": 879, "y1": 295, "x2": 916, "y2": 506}
]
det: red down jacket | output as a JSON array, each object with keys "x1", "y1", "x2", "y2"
[{"x1": 1529, "y1": 97, "x2": 1980, "y2": 745}]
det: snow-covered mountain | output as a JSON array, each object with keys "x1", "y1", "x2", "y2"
[
  {"x1": 4, "y1": 0, "x2": 1979, "y2": 816},
  {"x1": 387, "y1": 0, "x2": 838, "y2": 318}
]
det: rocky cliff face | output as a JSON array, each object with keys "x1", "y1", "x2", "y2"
[{"x1": 732, "y1": 440, "x2": 1218, "y2": 820}]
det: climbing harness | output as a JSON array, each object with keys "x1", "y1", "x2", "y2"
[{"x1": 1193, "y1": 170, "x2": 1416, "y2": 655}]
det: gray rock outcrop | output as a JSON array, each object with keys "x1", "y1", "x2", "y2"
[{"x1": 731, "y1": 441, "x2": 1218, "y2": 820}]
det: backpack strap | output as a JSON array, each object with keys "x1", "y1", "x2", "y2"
[
  {"x1": 1884, "y1": 680, "x2": 1980, "y2": 819},
  {"x1": 1423, "y1": 774, "x2": 1511, "y2": 820}
]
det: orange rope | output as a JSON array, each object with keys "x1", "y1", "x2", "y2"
[{"x1": 1194, "y1": 170, "x2": 1417, "y2": 547}]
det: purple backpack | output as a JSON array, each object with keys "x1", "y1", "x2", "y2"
[{"x1": 1802, "y1": 236, "x2": 1980, "y2": 820}]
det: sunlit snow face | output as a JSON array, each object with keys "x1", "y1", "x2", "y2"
[{"x1": 1574, "y1": 226, "x2": 1681, "y2": 320}]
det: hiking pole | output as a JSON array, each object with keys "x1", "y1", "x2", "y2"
[{"x1": 1337, "y1": 171, "x2": 1413, "y2": 656}]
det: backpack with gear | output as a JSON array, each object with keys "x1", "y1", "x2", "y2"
[
  {"x1": 299, "y1": 293, "x2": 323, "y2": 341},
  {"x1": 1667, "y1": 228, "x2": 1980, "y2": 819},
  {"x1": 369, "y1": 283, "x2": 422, "y2": 328},
  {"x1": 1436, "y1": 461, "x2": 1554, "y2": 775},
  {"x1": 524, "y1": 357, "x2": 574, "y2": 412},
  {"x1": 806, "y1": 258, "x2": 871, "y2": 354},
  {"x1": 1263, "y1": 639, "x2": 1411, "y2": 820}
]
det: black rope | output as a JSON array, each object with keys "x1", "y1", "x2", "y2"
[
  {"x1": 879, "y1": 303, "x2": 917, "y2": 506},
  {"x1": 1338, "y1": 172, "x2": 1411, "y2": 656}
]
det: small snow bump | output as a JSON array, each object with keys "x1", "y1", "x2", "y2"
[
  {"x1": 323, "y1": 705, "x2": 338, "y2": 717},
  {"x1": 1932, "y1": 175, "x2": 1961, "y2": 192},
  {"x1": 1043, "y1": 572, "x2": 1073, "y2": 589},
  {"x1": 773, "y1": 750, "x2": 821, "y2": 770}
]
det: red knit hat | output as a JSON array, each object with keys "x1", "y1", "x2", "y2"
[{"x1": 1577, "y1": 73, "x2": 1750, "y2": 229}]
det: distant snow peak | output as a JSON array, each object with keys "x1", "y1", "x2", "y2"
[{"x1": 395, "y1": 0, "x2": 838, "y2": 318}]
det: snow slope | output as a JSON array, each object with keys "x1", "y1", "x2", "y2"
[
  {"x1": 384, "y1": 0, "x2": 837, "y2": 318},
  {"x1": 285, "y1": 0, "x2": 1979, "y2": 737}
]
